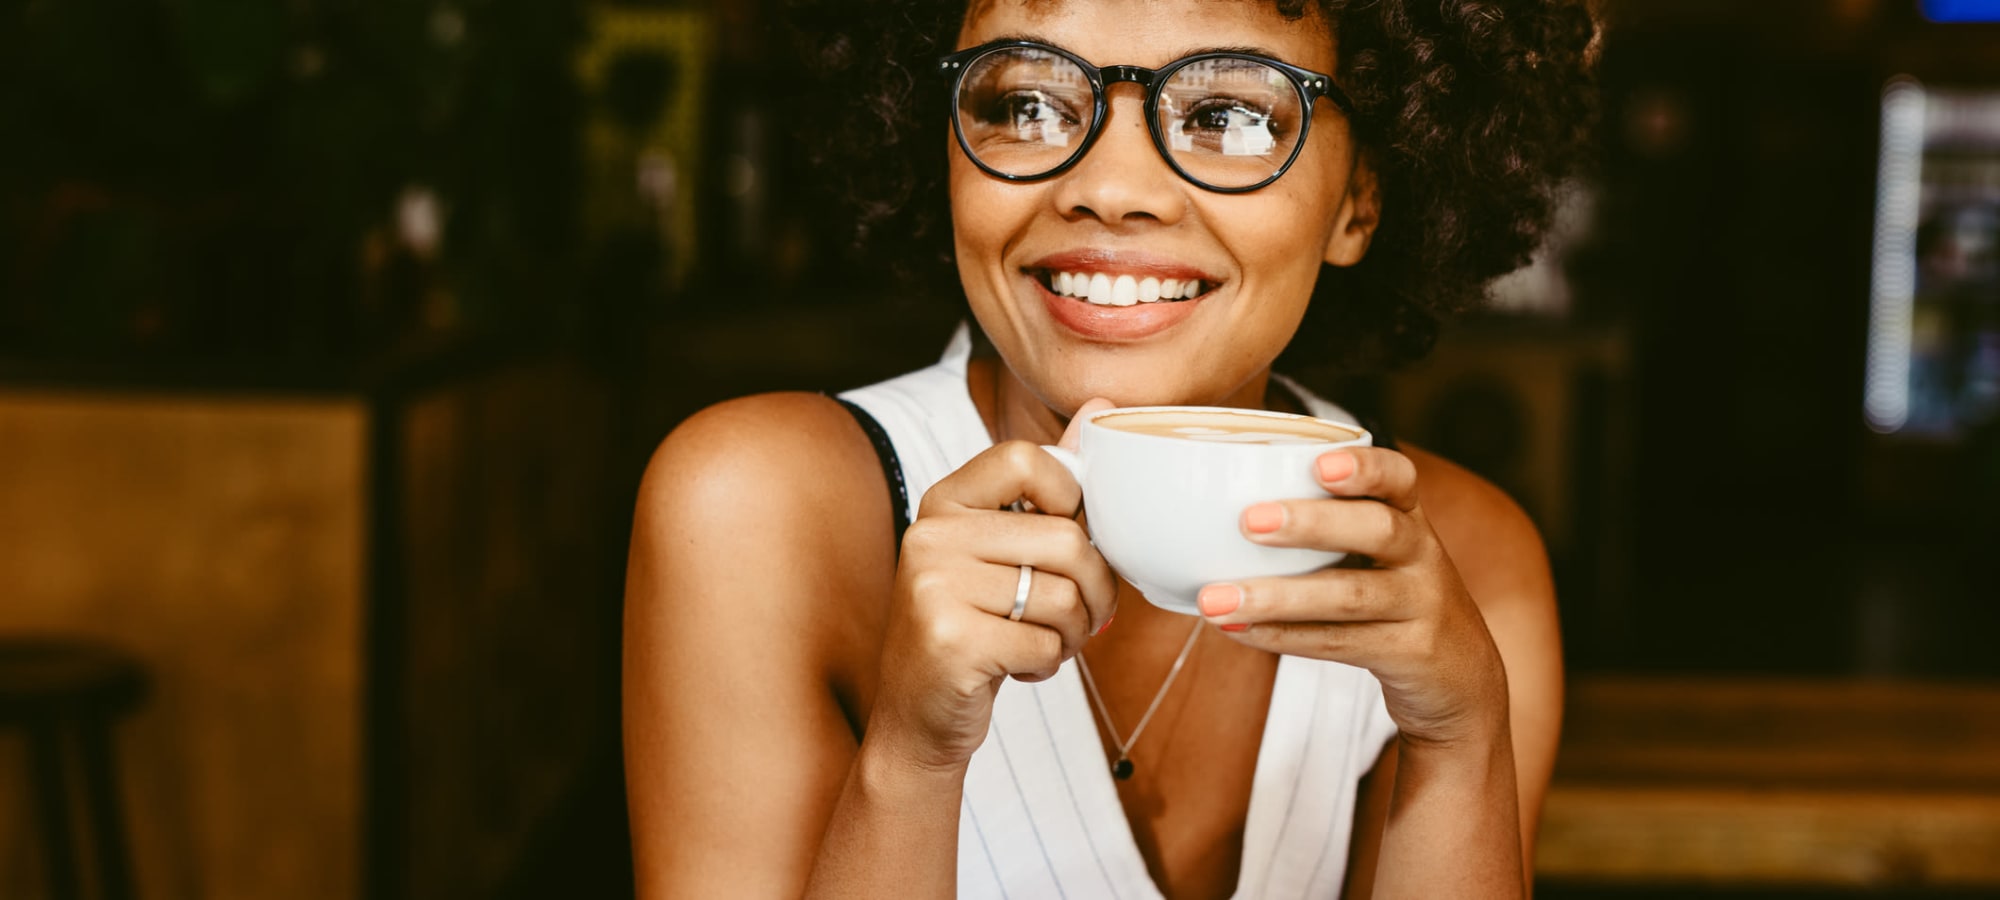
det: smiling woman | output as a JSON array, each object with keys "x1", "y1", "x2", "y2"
[{"x1": 623, "y1": 1, "x2": 1596, "y2": 898}]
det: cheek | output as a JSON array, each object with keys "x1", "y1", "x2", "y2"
[
  {"x1": 948, "y1": 157, "x2": 1002, "y2": 247},
  {"x1": 949, "y1": 165, "x2": 1044, "y2": 274},
  {"x1": 1222, "y1": 193, "x2": 1337, "y2": 287},
  {"x1": 1233, "y1": 162, "x2": 1347, "y2": 282}
]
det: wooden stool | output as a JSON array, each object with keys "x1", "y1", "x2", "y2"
[{"x1": 0, "y1": 637, "x2": 148, "y2": 900}]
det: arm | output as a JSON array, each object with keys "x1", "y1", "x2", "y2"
[
  {"x1": 623, "y1": 393, "x2": 903, "y2": 898},
  {"x1": 1348, "y1": 447, "x2": 1562, "y2": 896},
  {"x1": 1409, "y1": 447, "x2": 1564, "y2": 875}
]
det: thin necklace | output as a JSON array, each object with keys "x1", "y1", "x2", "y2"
[
  {"x1": 1075, "y1": 619, "x2": 1204, "y2": 781},
  {"x1": 994, "y1": 360, "x2": 1203, "y2": 779}
]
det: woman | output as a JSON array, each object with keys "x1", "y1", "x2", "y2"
[{"x1": 624, "y1": 0, "x2": 1595, "y2": 896}]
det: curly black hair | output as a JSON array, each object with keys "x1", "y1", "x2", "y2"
[{"x1": 788, "y1": 0, "x2": 1597, "y2": 371}]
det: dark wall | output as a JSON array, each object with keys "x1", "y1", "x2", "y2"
[{"x1": 1591, "y1": 1, "x2": 2000, "y2": 676}]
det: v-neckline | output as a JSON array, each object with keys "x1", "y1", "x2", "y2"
[{"x1": 1094, "y1": 656, "x2": 1297, "y2": 900}]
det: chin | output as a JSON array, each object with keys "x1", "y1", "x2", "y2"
[{"x1": 1031, "y1": 367, "x2": 1227, "y2": 415}]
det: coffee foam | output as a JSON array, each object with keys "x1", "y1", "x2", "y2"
[{"x1": 1095, "y1": 409, "x2": 1359, "y2": 445}]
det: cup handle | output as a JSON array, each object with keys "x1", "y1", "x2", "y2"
[{"x1": 1039, "y1": 444, "x2": 1083, "y2": 483}]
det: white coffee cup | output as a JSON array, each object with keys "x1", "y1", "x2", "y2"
[{"x1": 1040, "y1": 405, "x2": 1372, "y2": 615}]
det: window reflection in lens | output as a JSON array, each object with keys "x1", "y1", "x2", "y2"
[
  {"x1": 957, "y1": 48, "x2": 1093, "y2": 175},
  {"x1": 1159, "y1": 58, "x2": 1302, "y2": 187}
]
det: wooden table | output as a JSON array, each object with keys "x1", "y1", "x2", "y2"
[{"x1": 1538, "y1": 676, "x2": 2000, "y2": 891}]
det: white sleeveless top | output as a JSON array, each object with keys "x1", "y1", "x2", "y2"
[{"x1": 839, "y1": 326, "x2": 1400, "y2": 899}]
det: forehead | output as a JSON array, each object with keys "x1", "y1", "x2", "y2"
[{"x1": 958, "y1": 0, "x2": 1335, "y2": 71}]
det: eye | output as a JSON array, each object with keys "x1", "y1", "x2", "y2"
[
  {"x1": 977, "y1": 90, "x2": 1081, "y2": 131},
  {"x1": 1181, "y1": 97, "x2": 1278, "y2": 136}
]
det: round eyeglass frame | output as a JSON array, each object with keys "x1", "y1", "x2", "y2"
[{"x1": 938, "y1": 39, "x2": 1356, "y2": 195}]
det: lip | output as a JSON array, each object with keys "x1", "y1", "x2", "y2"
[
  {"x1": 1033, "y1": 276, "x2": 1209, "y2": 341},
  {"x1": 1023, "y1": 248, "x2": 1222, "y2": 342}
]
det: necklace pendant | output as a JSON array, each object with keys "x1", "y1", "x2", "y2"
[{"x1": 1113, "y1": 758, "x2": 1134, "y2": 780}]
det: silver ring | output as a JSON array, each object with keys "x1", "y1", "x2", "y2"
[{"x1": 1009, "y1": 565, "x2": 1033, "y2": 621}]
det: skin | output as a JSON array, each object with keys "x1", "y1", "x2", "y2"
[{"x1": 622, "y1": 1, "x2": 1565, "y2": 897}]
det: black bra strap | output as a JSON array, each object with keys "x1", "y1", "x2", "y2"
[{"x1": 834, "y1": 398, "x2": 911, "y2": 550}]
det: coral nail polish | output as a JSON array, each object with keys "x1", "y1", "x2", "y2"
[
  {"x1": 1317, "y1": 451, "x2": 1356, "y2": 483},
  {"x1": 1219, "y1": 623, "x2": 1248, "y2": 633},
  {"x1": 1243, "y1": 503, "x2": 1285, "y2": 534},
  {"x1": 1197, "y1": 584, "x2": 1241, "y2": 617}
]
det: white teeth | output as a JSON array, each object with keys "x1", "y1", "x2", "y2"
[
  {"x1": 1111, "y1": 275, "x2": 1138, "y2": 306},
  {"x1": 1050, "y1": 270, "x2": 1210, "y2": 305},
  {"x1": 1087, "y1": 273, "x2": 1113, "y2": 305}
]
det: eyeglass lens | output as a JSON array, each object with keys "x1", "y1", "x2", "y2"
[{"x1": 954, "y1": 46, "x2": 1307, "y2": 189}]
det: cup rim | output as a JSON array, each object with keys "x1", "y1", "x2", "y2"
[{"x1": 1081, "y1": 405, "x2": 1372, "y2": 446}]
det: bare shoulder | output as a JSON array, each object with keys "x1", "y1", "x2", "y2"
[
  {"x1": 637, "y1": 391, "x2": 887, "y2": 534},
  {"x1": 1400, "y1": 443, "x2": 1553, "y2": 616},
  {"x1": 629, "y1": 390, "x2": 898, "y2": 657}
]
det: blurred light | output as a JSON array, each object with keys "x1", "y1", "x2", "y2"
[
  {"x1": 1920, "y1": 0, "x2": 2000, "y2": 22},
  {"x1": 431, "y1": 7, "x2": 466, "y2": 47},
  {"x1": 1488, "y1": 179, "x2": 1596, "y2": 318},
  {"x1": 1867, "y1": 76, "x2": 1925, "y2": 433},
  {"x1": 1624, "y1": 86, "x2": 1691, "y2": 160},
  {"x1": 636, "y1": 150, "x2": 677, "y2": 210},
  {"x1": 292, "y1": 45, "x2": 325, "y2": 80},
  {"x1": 398, "y1": 187, "x2": 445, "y2": 260}
]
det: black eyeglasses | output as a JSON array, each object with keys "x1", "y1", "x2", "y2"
[{"x1": 938, "y1": 39, "x2": 1354, "y2": 194}]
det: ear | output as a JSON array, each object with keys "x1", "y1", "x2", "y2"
[{"x1": 1322, "y1": 153, "x2": 1381, "y2": 268}]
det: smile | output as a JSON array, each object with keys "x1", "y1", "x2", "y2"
[{"x1": 1035, "y1": 270, "x2": 1211, "y2": 306}]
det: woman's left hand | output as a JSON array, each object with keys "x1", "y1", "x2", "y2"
[{"x1": 1196, "y1": 446, "x2": 1509, "y2": 748}]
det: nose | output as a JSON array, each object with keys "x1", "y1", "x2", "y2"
[{"x1": 1050, "y1": 87, "x2": 1187, "y2": 228}]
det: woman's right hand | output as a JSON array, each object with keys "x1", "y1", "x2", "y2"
[{"x1": 865, "y1": 401, "x2": 1120, "y2": 772}]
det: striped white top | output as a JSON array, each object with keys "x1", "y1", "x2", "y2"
[{"x1": 840, "y1": 326, "x2": 1400, "y2": 899}]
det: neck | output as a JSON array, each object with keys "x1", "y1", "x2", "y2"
[{"x1": 970, "y1": 357, "x2": 1289, "y2": 445}]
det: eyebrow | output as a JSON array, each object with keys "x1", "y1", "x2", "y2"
[{"x1": 984, "y1": 34, "x2": 1288, "y2": 65}]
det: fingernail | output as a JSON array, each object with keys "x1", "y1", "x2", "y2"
[
  {"x1": 1095, "y1": 614, "x2": 1115, "y2": 636},
  {"x1": 1316, "y1": 451, "x2": 1356, "y2": 483},
  {"x1": 1197, "y1": 584, "x2": 1241, "y2": 617},
  {"x1": 1244, "y1": 503, "x2": 1285, "y2": 534},
  {"x1": 1220, "y1": 623, "x2": 1248, "y2": 633}
]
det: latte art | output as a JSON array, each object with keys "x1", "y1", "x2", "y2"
[
  {"x1": 1095, "y1": 409, "x2": 1359, "y2": 445},
  {"x1": 1165, "y1": 426, "x2": 1332, "y2": 445}
]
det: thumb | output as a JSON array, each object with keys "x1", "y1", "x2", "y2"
[{"x1": 1057, "y1": 398, "x2": 1117, "y2": 452}]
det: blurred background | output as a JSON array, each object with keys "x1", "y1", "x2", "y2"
[{"x1": 1, "y1": 0, "x2": 1997, "y2": 897}]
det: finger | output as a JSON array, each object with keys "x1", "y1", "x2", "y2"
[
  {"x1": 966, "y1": 608, "x2": 1069, "y2": 683},
  {"x1": 976, "y1": 515, "x2": 1119, "y2": 636},
  {"x1": 953, "y1": 560, "x2": 1092, "y2": 660},
  {"x1": 1312, "y1": 446, "x2": 1419, "y2": 512},
  {"x1": 1058, "y1": 398, "x2": 1117, "y2": 452},
  {"x1": 918, "y1": 440, "x2": 1084, "y2": 519},
  {"x1": 1239, "y1": 496, "x2": 1430, "y2": 565},
  {"x1": 900, "y1": 511, "x2": 1119, "y2": 632},
  {"x1": 1194, "y1": 570, "x2": 1412, "y2": 630},
  {"x1": 1210, "y1": 618, "x2": 1406, "y2": 669},
  {"x1": 920, "y1": 604, "x2": 1067, "y2": 684}
]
